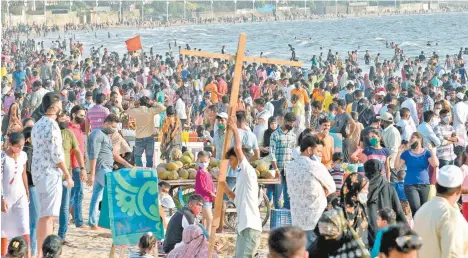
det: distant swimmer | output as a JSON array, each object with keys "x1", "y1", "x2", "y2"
[
  {"x1": 386, "y1": 41, "x2": 389, "y2": 48},
  {"x1": 186, "y1": 44, "x2": 191, "y2": 50},
  {"x1": 108, "y1": 32, "x2": 110, "y2": 38},
  {"x1": 174, "y1": 40, "x2": 177, "y2": 46},
  {"x1": 221, "y1": 45, "x2": 225, "y2": 54},
  {"x1": 427, "y1": 41, "x2": 432, "y2": 46},
  {"x1": 260, "y1": 52, "x2": 263, "y2": 58}
]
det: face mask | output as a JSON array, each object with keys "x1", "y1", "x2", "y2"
[
  {"x1": 284, "y1": 124, "x2": 293, "y2": 131},
  {"x1": 434, "y1": 109, "x2": 441, "y2": 115},
  {"x1": 75, "y1": 116, "x2": 84, "y2": 123},
  {"x1": 217, "y1": 124, "x2": 225, "y2": 130},
  {"x1": 103, "y1": 126, "x2": 117, "y2": 134},
  {"x1": 410, "y1": 141, "x2": 419, "y2": 150},
  {"x1": 58, "y1": 121, "x2": 68, "y2": 130},
  {"x1": 86, "y1": 99, "x2": 92, "y2": 104},
  {"x1": 443, "y1": 116, "x2": 450, "y2": 124},
  {"x1": 358, "y1": 192, "x2": 368, "y2": 204},
  {"x1": 369, "y1": 137, "x2": 379, "y2": 147},
  {"x1": 311, "y1": 154, "x2": 321, "y2": 162},
  {"x1": 198, "y1": 162, "x2": 209, "y2": 169},
  {"x1": 334, "y1": 163, "x2": 342, "y2": 169},
  {"x1": 10, "y1": 146, "x2": 22, "y2": 153}
]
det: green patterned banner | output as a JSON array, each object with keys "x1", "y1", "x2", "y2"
[{"x1": 105, "y1": 168, "x2": 164, "y2": 245}]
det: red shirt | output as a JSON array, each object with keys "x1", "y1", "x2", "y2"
[
  {"x1": 217, "y1": 79, "x2": 228, "y2": 101},
  {"x1": 250, "y1": 85, "x2": 262, "y2": 100},
  {"x1": 68, "y1": 122, "x2": 85, "y2": 169},
  {"x1": 194, "y1": 168, "x2": 215, "y2": 202}
]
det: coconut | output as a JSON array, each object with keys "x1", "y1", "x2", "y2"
[
  {"x1": 183, "y1": 151, "x2": 194, "y2": 161},
  {"x1": 178, "y1": 169, "x2": 189, "y2": 180},
  {"x1": 188, "y1": 168, "x2": 197, "y2": 179},
  {"x1": 180, "y1": 155, "x2": 193, "y2": 165},
  {"x1": 170, "y1": 148, "x2": 183, "y2": 161},
  {"x1": 174, "y1": 161, "x2": 184, "y2": 169},
  {"x1": 169, "y1": 171, "x2": 179, "y2": 180},
  {"x1": 166, "y1": 162, "x2": 180, "y2": 171}
]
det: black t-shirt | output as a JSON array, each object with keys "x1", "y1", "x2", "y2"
[{"x1": 271, "y1": 99, "x2": 285, "y2": 117}]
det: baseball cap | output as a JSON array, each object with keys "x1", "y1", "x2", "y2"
[
  {"x1": 456, "y1": 92, "x2": 465, "y2": 100},
  {"x1": 377, "y1": 112, "x2": 394, "y2": 122},
  {"x1": 437, "y1": 165, "x2": 463, "y2": 188},
  {"x1": 216, "y1": 112, "x2": 228, "y2": 120}
]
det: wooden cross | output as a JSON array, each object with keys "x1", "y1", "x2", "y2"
[{"x1": 180, "y1": 33, "x2": 302, "y2": 257}]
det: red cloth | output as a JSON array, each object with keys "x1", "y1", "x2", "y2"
[
  {"x1": 463, "y1": 202, "x2": 468, "y2": 222},
  {"x1": 250, "y1": 85, "x2": 262, "y2": 100},
  {"x1": 125, "y1": 36, "x2": 142, "y2": 52},
  {"x1": 194, "y1": 168, "x2": 215, "y2": 202},
  {"x1": 68, "y1": 122, "x2": 85, "y2": 169}
]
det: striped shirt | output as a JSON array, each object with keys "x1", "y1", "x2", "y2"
[
  {"x1": 329, "y1": 167, "x2": 345, "y2": 193},
  {"x1": 86, "y1": 105, "x2": 110, "y2": 131},
  {"x1": 434, "y1": 123, "x2": 457, "y2": 161}
]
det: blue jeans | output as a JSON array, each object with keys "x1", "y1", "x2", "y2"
[
  {"x1": 88, "y1": 168, "x2": 112, "y2": 226},
  {"x1": 280, "y1": 172, "x2": 290, "y2": 209},
  {"x1": 305, "y1": 230, "x2": 317, "y2": 249},
  {"x1": 70, "y1": 168, "x2": 84, "y2": 227},
  {"x1": 59, "y1": 183, "x2": 71, "y2": 239},
  {"x1": 134, "y1": 136, "x2": 155, "y2": 168},
  {"x1": 28, "y1": 186, "x2": 40, "y2": 256}
]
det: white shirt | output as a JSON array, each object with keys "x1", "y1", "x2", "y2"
[
  {"x1": 234, "y1": 158, "x2": 262, "y2": 233},
  {"x1": 31, "y1": 116, "x2": 65, "y2": 183},
  {"x1": 396, "y1": 119, "x2": 416, "y2": 142},
  {"x1": 382, "y1": 125, "x2": 401, "y2": 169},
  {"x1": 285, "y1": 85, "x2": 295, "y2": 108},
  {"x1": 285, "y1": 156, "x2": 336, "y2": 231},
  {"x1": 453, "y1": 101, "x2": 468, "y2": 147},
  {"x1": 265, "y1": 102, "x2": 275, "y2": 117},
  {"x1": 175, "y1": 98, "x2": 187, "y2": 119},
  {"x1": 414, "y1": 196, "x2": 468, "y2": 258},
  {"x1": 401, "y1": 98, "x2": 419, "y2": 125}
]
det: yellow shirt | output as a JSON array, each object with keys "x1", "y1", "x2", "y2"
[
  {"x1": 1, "y1": 67, "x2": 7, "y2": 77},
  {"x1": 126, "y1": 104, "x2": 166, "y2": 138},
  {"x1": 292, "y1": 102, "x2": 305, "y2": 116},
  {"x1": 414, "y1": 196, "x2": 468, "y2": 258},
  {"x1": 323, "y1": 92, "x2": 333, "y2": 110}
]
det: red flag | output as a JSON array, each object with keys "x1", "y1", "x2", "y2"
[{"x1": 125, "y1": 36, "x2": 142, "y2": 52}]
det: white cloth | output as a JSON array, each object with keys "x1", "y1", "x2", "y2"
[
  {"x1": 234, "y1": 158, "x2": 262, "y2": 233},
  {"x1": 401, "y1": 98, "x2": 419, "y2": 125},
  {"x1": 396, "y1": 119, "x2": 417, "y2": 142},
  {"x1": 414, "y1": 196, "x2": 468, "y2": 258},
  {"x1": 285, "y1": 156, "x2": 336, "y2": 231},
  {"x1": 175, "y1": 98, "x2": 187, "y2": 120},
  {"x1": 453, "y1": 101, "x2": 468, "y2": 147},
  {"x1": 31, "y1": 116, "x2": 65, "y2": 183},
  {"x1": 1, "y1": 151, "x2": 30, "y2": 238},
  {"x1": 265, "y1": 102, "x2": 275, "y2": 117},
  {"x1": 382, "y1": 125, "x2": 401, "y2": 169}
]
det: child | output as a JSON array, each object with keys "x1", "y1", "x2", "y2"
[
  {"x1": 130, "y1": 233, "x2": 156, "y2": 258},
  {"x1": 362, "y1": 129, "x2": 391, "y2": 181},
  {"x1": 329, "y1": 152, "x2": 345, "y2": 194},
  {"x1": 402, "y1": 201, "x2": 414, "y2": 229},
  {"x1": 371, "y1": 208, "x2": 397, "y2": 257},
  {"x1": 42, "y1": 235, "x2": 62, "y2": 258},
  {"x1": 5, "y1": 237, "x2": 28, "y2": 258},
  {"x1": 376, "y1": 208, "x2": 396, "y2": 228},
  {"x1": 393, "y1": 170, "x2": 407, "y2": 202},
  {"x1": 1, "y1": 132, "x2": 30, "y2": 258},
  {"x1": 194, "y1": 151, "x2": 216, "y2": 236},
  {"x1": 158, "y1": 181, "x2": 175, "y2": 230}
]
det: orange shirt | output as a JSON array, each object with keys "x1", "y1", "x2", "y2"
[
  {"x1": 317, "y1": 132, "x2": 334, "y2": 169},
  {"x1": 290, "y1": 88, "x2": 310, "y2": 104},
  {"x1": 217, "y1": 80, "x2": 228, "y2": 101},
  {"x1": 312, "y1": 90, "x2": 326, "y2": 104},
  {"x1": 204, "y1": 83, "x2": 218, "y2": 104}
]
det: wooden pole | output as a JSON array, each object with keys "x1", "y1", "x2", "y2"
[{"x1": 207, "y1": 33, "x2": 247, "y2": 257}]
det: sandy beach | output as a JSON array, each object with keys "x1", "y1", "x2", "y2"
[{"x1": 59, "y1": 186, "x2": 269, "y2": 258}]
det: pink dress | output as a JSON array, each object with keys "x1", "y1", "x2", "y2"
[{"x1": 194, "y1": 168, "x2": 215, "y2": 203}]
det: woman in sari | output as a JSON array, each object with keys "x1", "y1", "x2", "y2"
[
  {"x1": 160, "y1": 106, "x2": 182, "y2": 161},
  {"x1": 166, "y1": 225, "x2": 218, "y2": 258}
]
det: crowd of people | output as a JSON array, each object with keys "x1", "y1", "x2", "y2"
[{"x1": 2, "y1": 16, "x2": 468, "y2": 258}]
